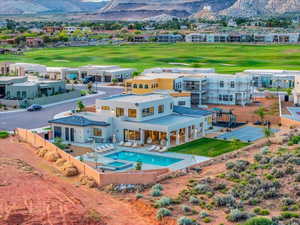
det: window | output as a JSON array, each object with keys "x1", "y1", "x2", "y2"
[
  {"x1": 54, "y1": 126, "x2": 62, "y2": 138},
  {"x1": 128, "y1": 108, "x2": 137, "y2": 118},
  {"x1": 178, "y1": 101, "x2": 186, "y2": 106},
  {"x1": 158, "y1": 104, "x2": 164, "y2": 113},
  {"x1": 219, "y1": 95, "x2": 222, "y2": 101},
  {"x1": 230, "y1": 81, "x2": 235, "y2": 88},
  {"x1": 220, "y1": 81, "x2": 224, "y2": 88},
  {"x1": 116, "y1": 107, "x2": 124, "y2": 117},
  {"x1": 142, "y1": 107, "x2": 154, "y2": 117},
  {"x1": 170, "y1": 103, "x2": 173, "y2": 110},
  {"x1": 101, "y1": 106, "x2": 110, "y2": 110},
  {"x1": 156, "y1": 83, "x2": 159, "y2": 88},
  {"x1": 139, "y1": 84, "x2": 143, "y2": 88},
  {"x1": 133, "y1": 84, "x2": 137, "y2": 88},
  {"x1": 144, "y1": 84, "x2": 149, "y2": 89},
  {"x1": 93, "y1": 128, "x2": 102, "y2": 137},
  {"x1": 22, "y1": 91, "x2": 26, "y2": 98}
]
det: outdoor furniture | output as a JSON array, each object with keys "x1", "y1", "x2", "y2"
[
  {"x1": 148, "y1": 145, "x2": 156, "y2": 151},
  {"x1": 158, "y1": 147, "x2": 168, "y2": 152},
  {"x1": 132, "y1": 141, "x2": 138, "y2": 147},
  {"x1": 118, "y1": 141, "x2": 124, "y2": 146},
  {"x1": 154, "y1": 146, "x2": 161, "y2": 151}
]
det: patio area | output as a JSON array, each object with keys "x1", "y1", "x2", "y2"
[{"x1": 217, "y1": 125, "x2": 279, "y2": 142}]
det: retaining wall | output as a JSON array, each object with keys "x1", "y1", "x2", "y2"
[{"x1": 16, "y1": 128, "x2": 169, "y2": 186}]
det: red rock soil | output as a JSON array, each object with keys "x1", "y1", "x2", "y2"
[{"x1": 0, "y1": 137, "x2": 162, "y2": 225}]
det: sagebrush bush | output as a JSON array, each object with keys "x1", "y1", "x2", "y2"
[
  {"x1": 136, "y1": 193, "x2": 143, "y2": 199},
  {"x1": 243, "y1": 217, "x2": 274, "y2": 225},
  {"x1": 156, "y1": 208, "x2": 171, "y2": 220},
  {"x1": 189, "y1": 196, "x2": 199, "y2": 204},
  {"x1": 151, "y1": 189, "x2": 161, "y2": 197},
  {"x1": 227, "y1": 209, "x2": 253, "y2": 222},
  {"x1": 199, "y1": 211, "x2": 209, "y2": 218},
  {"x1": 177, "y1": 216, "x2": 195, "y2": 225},
  {"x1": 194, "y1": 184, "x2": 211, "y2": 194},
  {"x1": 152, "y1": 183, "x2": 163, "y2": 191},
  {"x1": 214, "y1": 195, "x2": 237, "y2": 208},
  {"x1": 155, "y1": 197, "x2": 172, "y2": 208}
]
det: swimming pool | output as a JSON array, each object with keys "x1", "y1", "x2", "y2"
[{"x1": 106, "y1": 151, "x2": 182, "y2": 166}]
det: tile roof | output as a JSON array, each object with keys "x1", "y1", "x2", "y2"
[{"x1": 49, "y1": 115, "x2": 110, "y2": 127}]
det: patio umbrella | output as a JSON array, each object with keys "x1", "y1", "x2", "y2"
[{"x1": 112, "y1": 134, "x2": 117, "y2": 143}]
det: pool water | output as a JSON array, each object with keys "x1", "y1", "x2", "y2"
[
  {"x1": 106, "y1": 151, "x2": 182, "y2": 166},
  {"x1": 106, "y1": 161, "x2": 127, "y2": 167}
]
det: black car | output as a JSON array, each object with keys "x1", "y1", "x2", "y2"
[
  {"x1": 83, "y1": 76, "x2": 95, "y2": 84},
  {"x1": 27, "y1": 104, "x2": 42, "y2": 111}
]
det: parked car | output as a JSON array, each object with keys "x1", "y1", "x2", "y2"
[{"x1": 27, "y1": 104, "x2": 42, "y2": 111}]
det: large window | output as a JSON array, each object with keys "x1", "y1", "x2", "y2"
[
  {"x1": 139, "y1": 84, "x2": 143, "y2": 88},
  {"x1": 220, "y1": 81, "x2": 224, "y2": 88},
  {"x1": 124, "y1": 129, "x2": 140, "y2": 141},
  {"x1": 133, "y1": 84, "x2": 137, "y2": 88},
  {"x1": 116, "y1": 107, "x2": 124, "y2": 117},
  {"x1": 142, "y1": 106, "x2": 154, "y2": 117},
  {"x1": 178, "y1": 101, "x2": 186, "y2": 106},
  {"x1": 93, "y1": 128, "x2": 102, "y2": 137},
  {"x1": 230, "y1": 81, "x2": 235, "y2": 88},
  {"x1": 101, "y1": 105, "x2": 110, "y2": 110},
  {"x1": 158, "y1": 104, "x2": 164, "y2": 113},
  {"x1": 144, "y1": 84, "x2": 149, "y2": 89},
  {"x1": 128, "y1": 108, "x2": 137, "y2": 118},
  {"x1": 54, "y1": 126, "x2": 62, "y2": 138}
]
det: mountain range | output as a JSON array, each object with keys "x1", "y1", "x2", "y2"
[
  {"x1": 0, "y1": 0, "x2": 107, "y2": 15},
  {"x1": 1, "y1": 0, "x2": 300, "y2": 20}
]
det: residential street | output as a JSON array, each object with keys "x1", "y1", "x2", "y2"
[{"x1": 0, "y1": 87, "x2": 123, "y2": 131}]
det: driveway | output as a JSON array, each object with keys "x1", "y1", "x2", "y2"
[{"x1": 0, "y1": 87, "x2": 123, "y2": 131}]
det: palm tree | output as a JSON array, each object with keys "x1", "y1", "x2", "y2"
[
  {"x1": 255, "y1": 106, "x2": 266, "y2": 123},
  {"x1": 263, "y1": 127, "x2": 273, "y2": 144},
  {"x1": 77, "y1": 100, "x2": 85, "y2": 112}
]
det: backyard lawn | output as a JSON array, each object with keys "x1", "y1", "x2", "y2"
[
  {"x1": 2, "y1": 43, "x2": 300, "y2": 73},
  {"x1": 168, "y1": 137, "x2": 249, "y2": 157}
]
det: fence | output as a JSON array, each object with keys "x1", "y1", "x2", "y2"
[{"x1": 16, "y1": 128, "x2": 169, "y2": 186}]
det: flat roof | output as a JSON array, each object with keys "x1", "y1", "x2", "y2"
[
  {"x1": 244, "y1": 69, "x2": 300, "y2": 73},
  {"x1": 49, "y1": 115, "x2": 110, "y2": 127},
  {"x1": 102, "y1": 93, "x2": 170, "y2": 103},
  {"x1": 141, "y1": 114, "x2": 197, "y2": 126},
  {"x1": 0, "y1": 76, "x2": 24, "y2": 81},
  {"x1": 11, "y1": 82, "x2": 37, "y2": 87}
]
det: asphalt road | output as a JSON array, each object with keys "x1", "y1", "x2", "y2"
[{"x1": 0, "y1": 87, "x2": 123, "y2": 131}]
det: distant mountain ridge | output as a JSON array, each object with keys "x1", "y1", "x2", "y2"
[
  {"x1": 0, "y1": 0, "x2": 107, "y2": 14},
  {"x1": 97, "y1": 0, "x2": 300, "y2": 20}
]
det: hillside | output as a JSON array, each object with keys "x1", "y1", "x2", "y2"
[
  {"x1": 97, "y1": 0, "x2": 300, "y2": 20},
  {"x1": 0, "y1": 0, "x2": 107, "y2": 15}
]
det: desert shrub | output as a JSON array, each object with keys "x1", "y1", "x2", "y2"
[
  {"x1": 177, "y1": 216, "x2": 195, "y2": 225},
  {"x1": 254, "y1": 154, "x2": 263, "y2": 162},
  {"x1": 227, "y1": 171, "x2": 241, "y2": 180},
  {"x1": 37, "y1": 148, "x2": 48, "y2": 157},
  {"x1": 194, "y1": 184, "x2": 211, "y2": 194},
  {"x1": 271, "y1": 169, "x2": 284, "y2": 178},
  {"x1": 295, "y1": 173, "x2": 300, "y2": 182},
  {"x1": 151, "y1": 189, "x2": 161, "y2": 197},
  {"x1": 61, "y1": 162, "x2": 79, "y2": 177},
  {"x1": 156, "y1": 208, "x2": 171, "y2": 220},
  {"x1": 199, "y1": 211, "x2": 209, "y2": 218},
  {"x1": 79, "y1": 176, "x2": 97, "y2": 188},
  {"x1": 247, "y1": 198, "x2": 261, "y2": 206},
  {"x1": 203, "y1": 217, "x2": 211, "y2": 223},
  {"x1": 289, "y1": 136, "x2": 300, "y2": 145},
  {"x1": 243, "y1": 217, "x2": 274, "y2": 225},
  {"x1": 227, "y1": 209, "x2": 253, "y2": 222},
  {"x1": 189, "y1": 196, "x2": 199, "y2": 204},
  {"x1": 280, "y1": 211, "x2": 300, "y2": 219},
  {"x1": 282, "y1": 198, "x2": 295, "y2": 206},
  {"x1": 0, "y1": 131, "x2": 9, "y2": 139},
  {"x1": 253, "y1": 208, "x2": 270, "y2": 215},
  {"x1": 226, "y1": 161, "x2": 235, "y2": 169},
  {"x1": 155, "y1": 197, "x2": 172, "y2": 208},
  {"x1": 214, "y1": 195, "x2": 237, "y2": 208},
  {"x1": 136, "y1": 193, "x2": 143, "y2": 199},
  {"x1": 214, "y1": 183, "x2": 227, "y2": 191},
  {"x1": 233, "y1": 160, "x2": 250, "y2": 172},
  {"x1": 44, "y1": 151, "x2": 61, "y2": 162},
  {"x1": 285, "y1": 165, "x2": 296, "y2": 175},
  {"x1": 152, "y1": 183, "x2": 163, "y2": 191},
  {"x1": 181, "y1": 205, "x2": 194, "y2": 215}
]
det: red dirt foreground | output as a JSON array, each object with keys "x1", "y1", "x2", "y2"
[{"x1": 0, "y1": 137, "x2": 162, "y2": 225}]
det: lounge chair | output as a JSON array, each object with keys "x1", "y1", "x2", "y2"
[
  {"x1": 158, "y1": 147, "x2": 168, "y2": 152},
  {"x1": 119, "y1": 141, "x2": 124, "y2": 146},
  {"x1": 154, "y1": 146, "x2": 161, "y2": 151},
  {"x1": 148, "y1": 145, "x2": 156, "y2": 151},
  {"x1": 132, "y1": 142, "x2": 138, "y2": 148}
]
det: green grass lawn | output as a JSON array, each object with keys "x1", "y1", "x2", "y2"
[
  {"x1": 168, "y1": 137, "x2": 249, "y2": 157},
  {"x1": 2, "y1": 43, "x2": 300, "y2": 73}
]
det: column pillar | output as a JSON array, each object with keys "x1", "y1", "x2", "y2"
[
  {"x1": 140, "y1": 130, "x2": 145, "y2": 145},
  {"x1": 185, "y1": 127, "x2": 189, "y2": 143},
  {"x1": 176, "y1": 130, "x2": 180, "y2": 145},
  {"x1": 166, "y1": 132, "x2": 170, "y2": 147}
]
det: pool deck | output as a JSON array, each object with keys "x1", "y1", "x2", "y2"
[
  {"x1": 281, "y1": 107, "x2": 300, "y2": 122},
  {"x1": 75, "y1": 144, "x2": 210, "y2": 172}
]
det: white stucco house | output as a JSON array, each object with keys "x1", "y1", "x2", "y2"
[{"x1": 49, "y1": 93, "x2": 213, "y2": 146}]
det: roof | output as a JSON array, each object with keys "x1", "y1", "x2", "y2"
[
  {"x1": 48, "y1": 115, "x2": 110, "y2": 127},
  {"x1": 173, "y1": 106, "x2": 212, "y2": 116},
  {"x1": 102, "y1": 93, "x2": 171, "y2": 103}
]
